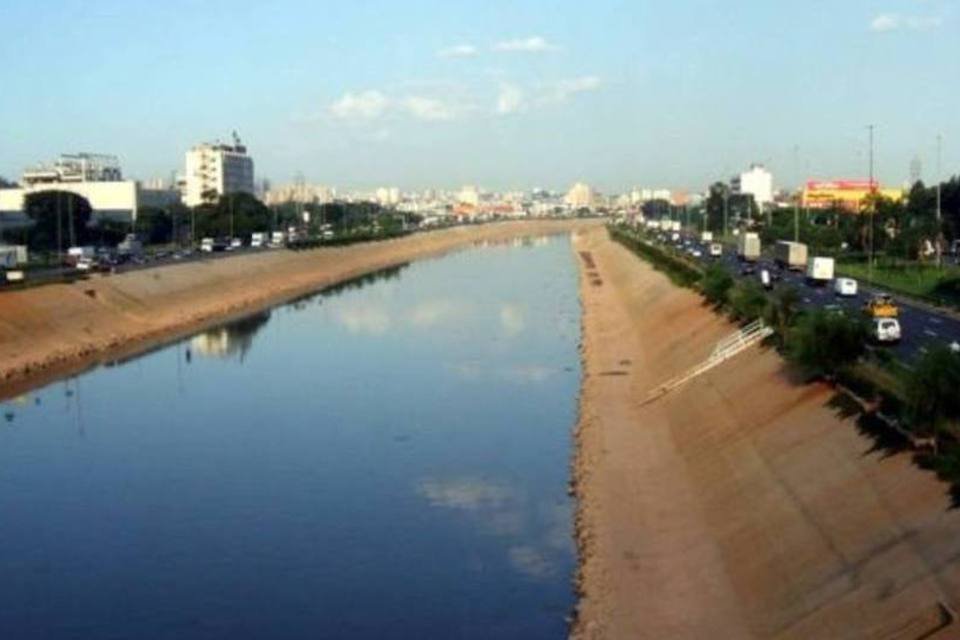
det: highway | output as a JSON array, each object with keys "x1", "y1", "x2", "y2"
[{"x1": 657, "y1": 231, "x2": 960, "y2": 363}]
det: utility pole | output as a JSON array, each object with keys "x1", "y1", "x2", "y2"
[
  {"x1": 229, "y1": 194, "x2": 235, "y2": 239},
  {"x1": 793, "y1": 144, "x2": 800, "y2": 242},
  {"x1": 937, "y1": 133, "x2": 943, "y2": 268},
  {"x1": 56, "y1": 192, "x2": 63, "y2": 266},
  {"x1": 723, "y1": 188, "x2": 729, "y2": 239},
  {"x1": 867, "y1": 124, "x2": 875, "y2": 283}
]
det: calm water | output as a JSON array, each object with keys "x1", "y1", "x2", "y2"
[{"x1": 0, "y1": 235, "x2": 581, "y2": 639}]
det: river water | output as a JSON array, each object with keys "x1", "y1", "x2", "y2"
[{"x1": 0, "y1": 235, "x2": 581, "y2": 639}]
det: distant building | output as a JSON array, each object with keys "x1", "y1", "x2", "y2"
[
  {"x1": 565, "y1": 182, "x2": 597, "y2": 209},
  {"x1": 629, "y1": 187, "x2": 672, "y2": 204},
  {"x1": 731, "y1": 164, "x2": 773, "y2": 207},
  {"x1": 181, "y1": 133, "x2": 255, "y2": 207},
  {"x1": 458, "y1": 185, "x2": 480, "y2": 207},
  {"x1": 802, "y1": 179, "x2": 904, "y2": 211},
  {"x1": 0, "y1": 152, "x2": 178, "y2": 223},
  {"x1": 375, "y1": 186, "x2": 401, "y2": 206},
  {"x1": 264, "y1": 183, "x2": 335, "y2": 206}
]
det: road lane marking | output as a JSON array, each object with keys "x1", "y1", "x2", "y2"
[{"x1": 925, "y1": 329, "x2": 939, "y2": 337}]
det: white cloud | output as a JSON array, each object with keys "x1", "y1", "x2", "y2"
[
  {"x1": 870, "y1": 13, "x2": 943, "y2": 32},
  {"x1": 328, "y1": 90, "x2": 390, "y2": 120},
  {"x1": 438, "y1": 44, "x2": 479, "y2": 58},
  {"x1": 493, "y1": 36, "x2": 558, "y2": 53},
  {"x1": 401, "y1": 96, "x2": 457, "y2": 121},
  {"x1": 500, "y1": 304, "x2": 526, "y2": 336},
  {"x1": 417, "y1": 478, "x2": 514, "y2": 511},
  {"x1": 496, "y1": 84, "x2": 525, "y2": 115},
  {"x1": 552, "y1": 75, "x2": 602, "y2": 101},
  {"x1": 336, "y1": 306, "x2": 390, "y2": 335}
]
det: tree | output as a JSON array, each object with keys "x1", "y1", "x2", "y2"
[
  {"x1": 193, "y1": 192, "x2": 273, "y2": 238},
  {"x1": 763, "y1": 285, "x2": 800, "y2": 346},
  {"x1": 134, "y1": 206, "x2": 173, "y2": 245},
  {"x1": 21, "y1": 191, "x2": 94, "y2": 252},
  {"x1": 705, "y1": 182, "x2": 729, "y2": 234},
  {"x1": 0, "y1": 176, "x2": 16, "y2": 188},
  {"x1": 905, "y1": 346, "x2": 960, "y2": 449},
  {"x1": 728, "y1": 280, "x2": 767, "y2": 321},
  {"x1": 786, "y1": 309, "x2": 867, "y2": 378},
  {"x1": 701, "y1": 264, "x2": 733, "y2": 307}
]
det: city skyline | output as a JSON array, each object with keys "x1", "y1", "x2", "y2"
[{"x1": 1, "y1": 0, "x2": 957, "y2": 192}]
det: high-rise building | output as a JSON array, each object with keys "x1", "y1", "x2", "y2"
[
  {"x1": 565, "y1": 182, "x2": 597, "y2": 209},
  {"x1": 731, "y1": 164, "x2": 773, "y2": 207},
  {"x1": 182, "y1": 134, "x2": 255, "y2": 207},
  {"x1": 457, "y1": 185, "x2": 480, "y2": 206},
  {"x1": 375, "y1": 187, "x2": 401, "y2": 206}
]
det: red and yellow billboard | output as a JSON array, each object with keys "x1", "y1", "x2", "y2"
[{"x1": 802, "y1": 179, "x2": 903, "y2": 211}]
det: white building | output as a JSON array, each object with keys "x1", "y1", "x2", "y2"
[
  {"x1": 457, "y1": 185, "x2": 480, "y2": 207},
  {"x1": 731, "y1": 164, "x2": 773, "y2": 207},
  {"x1": 182, "y1": 134, "x2": 255, "y2": 207},
  {"x1": 264, "y1": 183, "x2": 335, "y2": 206},
  {"x1": 0, "y1": 153, "x2": 178, "y2": 223},
  {"x1": 375, "y1": 186, "x2": 400, "y2": 206},
  {"x1": 565, "y1": 182, "x2": 597, "y2": 209}
]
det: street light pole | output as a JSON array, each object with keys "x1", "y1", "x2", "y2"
[
  {"x1": 867, "y1": 124, "x2": 876, "y2": 282},
  {"x1": 793, "y1": 144, "x2": 800, "y2": 242},
  {"x1": 937, "y1": 133, "x2": 943, "y2": 268}
]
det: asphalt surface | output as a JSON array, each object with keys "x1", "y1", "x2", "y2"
[{"x1": 660, "y1": 233, "x2": 960, "y2": 363}]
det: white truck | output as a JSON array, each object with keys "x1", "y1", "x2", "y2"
[
  {"x1": 806, "y1": 256, "x2": 835, "y2": 284},
  {"x1": 774, "y1": 241, "x2": 808, "y2": 271},
  {"x1": 67, "y1": 246, "x2": 95, "y2": 264},
  {"x1": 737, "y1": 232, "x2": 761, "y2": 262},
  {"x1": 0, "y1": 245, "x2": 27, "y2": 268},
  {"x1": 117, "y1": 234, "x2": 143, "y2": 256},
  {"x1": 250, "y1": 232, "x2": 268, "y2": 248},
  {"x1": 270, "y1": 231, "x2": 286, "y2": 248},
  {"x1": 701, "y1": 231, "x2": 713, "y2": 243}
]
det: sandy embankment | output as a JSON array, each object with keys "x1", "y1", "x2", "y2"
[
  {"x1": 572, "y1": 226, "x2": 960, "y2": 639},
  {"x1": 0, "y1": 219, "x2": 595, "y2": 397}
]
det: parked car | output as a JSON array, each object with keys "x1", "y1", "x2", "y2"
[
  {"x1": 872, "y1": 318, "x2": 902, "y2": 344},
  {"x1": 834, "y1": 277, "x2": 858, "y2": 297}
]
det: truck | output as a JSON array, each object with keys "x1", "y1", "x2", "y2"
[
  {"x1": 774, "y1": 241, "x2": 808, "y2": 271},
  {"x1": 0, "y1": 245, "x2": 27, "y2": 268},
  {"x1": 66, "y1": 246, "x2": 96, "y2": 265},
  {"x1": 805, "y1": 256, "x2": 835, "y2": 284},
  {"x1": 250, "y1": 232, "x2": 268, "y2": 248},
  {"x1": 270, "y1": 231, "x2": 286, "y2": 248},
  {"x1": 737, "y1": 232, "x2": 761, "y2": 262},
  {"x1": 117, "y1": 234, "x2": 143, "y2": 257},
  {"x1": 701, "y1": 231, "x2": 713, "y2": 243}
]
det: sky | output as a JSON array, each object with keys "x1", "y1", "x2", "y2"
[{"x1": 0, "y1": 0, "x2": 958, "y2": 194}]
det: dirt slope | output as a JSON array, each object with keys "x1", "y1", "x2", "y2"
[{"x1": 572, "y1": 226, "x2": 960, "y2": 639}]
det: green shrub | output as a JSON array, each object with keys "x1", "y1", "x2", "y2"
[
  {"x1": 701, "y1": 265, "x2": 734, "y2": 307},
  {"x1": 728, "y1": 280, "x2": 767, "y2": 321},
  {"x1": 785, "y1": 309, "x2": 867, "y2": 378}
]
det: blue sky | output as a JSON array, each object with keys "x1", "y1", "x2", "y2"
[{"x1": 0, "y1": 0, "x2": 957, "y2": 193}]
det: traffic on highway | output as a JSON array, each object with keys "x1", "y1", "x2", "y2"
[{"x1": 645, "y1": 225, "x2": 960, "y2": 363}]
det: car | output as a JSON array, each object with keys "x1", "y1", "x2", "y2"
[
  {"x1": 759, "y1": 268, "x2": 773, "y2": 290},
  {"x1": 863, "y1": 293, "x2": 898, "y2": 318},
  {"x1": 834, "y1": 277, "x2": 858, "y2": 297},
  {"x1": 872, "y1": 318, "x2": 901, "y2": 344},
  {"x1": 691, "y1": 249, "x2": 703, "y2": 258},
  {"x1": 75, "y1": 257, "x2": 95, "y2": 271}
]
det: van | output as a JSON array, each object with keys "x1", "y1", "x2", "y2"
[
  {"x1": 872, "y1": 318, "x2": 901, "y2": 344},
  {"x1": 833, "y1": 277, "x2": 858, "y2": 297}
]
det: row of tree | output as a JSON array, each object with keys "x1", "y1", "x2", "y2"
[
  {"x1": 0, "y1": 189, "x2": 415, "y2": 253},
  {"x1": 698, "y1": 176, "x2": 960, "y2": 261}
]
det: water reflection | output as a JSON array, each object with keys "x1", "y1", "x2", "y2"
[{"x1": 190, "y1": 310, "x2": 272, "y2": 361}]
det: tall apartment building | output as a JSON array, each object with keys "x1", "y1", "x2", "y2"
[
  {"x1": 731, "y1": 164, "x2": 773, "y2": 207},
  {"x1": 182, "y1": 135, "x2": 255, "y2": 207}
]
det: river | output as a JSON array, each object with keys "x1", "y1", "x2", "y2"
[{"x1": 0, "y1": 234, "x2": 581, "y2": 639}]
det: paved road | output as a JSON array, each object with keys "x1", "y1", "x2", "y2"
[{"x1": 659, "y1": 233, "x2": 960, "y2": 363}]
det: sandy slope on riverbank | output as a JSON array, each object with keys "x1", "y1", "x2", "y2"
[
  {"x1": 0, "y1": 220, "x2": 593, "y2": 397},
  {"x1": 572, "y1": 226, "x2": 960, "y2": 639}
]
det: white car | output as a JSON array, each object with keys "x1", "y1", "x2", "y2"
[
  {"x1": 873, "y1": 318, "x2": 901, "y2": 344},
  {"x1": 75, "y1": 258, "x2": 94, "y2": 271},
  {"x1": 834, "y1": 277, "x2": 858, "y2": 297}
]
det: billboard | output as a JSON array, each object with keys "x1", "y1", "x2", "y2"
[{"x1": 802, "y1": 179, "x2": 903, "y2": 211}]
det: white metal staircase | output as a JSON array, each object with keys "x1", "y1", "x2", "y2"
[{"x1": 640, "y1": 319, "x2": 774, "y2": 406}]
